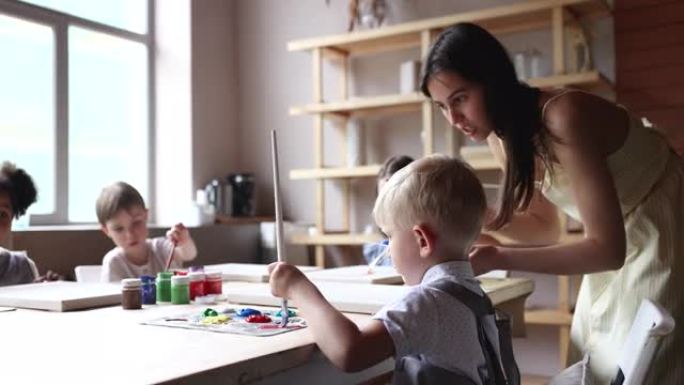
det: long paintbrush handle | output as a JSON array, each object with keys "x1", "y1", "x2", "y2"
[{"x1": 271, "y1": 129, "x2": 289, "y2": 327}]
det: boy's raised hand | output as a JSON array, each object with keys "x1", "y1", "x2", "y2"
[
  {"x1": 268, "y1": 262, "x2": 311, "y2": 300},
  {"x1": 166, "y1": 223, "x2": 190, "y2": 245}
]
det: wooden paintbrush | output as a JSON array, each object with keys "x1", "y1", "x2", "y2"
[
  {"x1": 271, "y1": 129, "x2": 289, "y2": 328},
  {"x1": 164, "y1": 243, "x2": 176, "y2": 272},
  {"x1": 367, "y1": 240, "x2": 389, "y2": 274}
]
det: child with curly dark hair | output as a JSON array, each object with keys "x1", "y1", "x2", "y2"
[{"x1": 0, "y1": 161, "x2": 40, "y2": 286}]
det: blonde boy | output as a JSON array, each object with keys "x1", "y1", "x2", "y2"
[
  {"x1": 269, "y1": 155, "x2": 505, "y2": 384},
  {"x1": 97, "y1": 182, "x2": 197, "y2": 282}
]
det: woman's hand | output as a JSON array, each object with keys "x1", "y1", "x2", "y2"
[
  {"x1": 268, "y1": 262, "x2": 312, "y2": 300},
  {"x1": 469, "y1": 245, "x2": 501, "y2": 275}
]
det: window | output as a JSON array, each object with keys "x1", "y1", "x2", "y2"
[{"x1": 0, "y1": 0, "x2": 153, "y2": 224}]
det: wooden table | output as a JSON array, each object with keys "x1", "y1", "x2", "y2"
[{"x1": 0, "y1": 278, "x2": 533, "y2": 385}]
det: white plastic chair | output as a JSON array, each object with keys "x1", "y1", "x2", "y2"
[
  {"x1": 611, "y1": 299, "x2": 675, "y2": 385},
  {"x1": 550, "y1": 299, "x2": 674, "y2": 385},
  {"x1": 74, "y1": 265, "x2": 102, "y2": 283}
]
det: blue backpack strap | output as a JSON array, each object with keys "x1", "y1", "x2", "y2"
[{"x1": 428, "y1": 279, "x2": 519, "y2": 385}]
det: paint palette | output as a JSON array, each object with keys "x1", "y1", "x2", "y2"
[{"x1": 142, "y1": 306, "x2": 306, "y2": 336}]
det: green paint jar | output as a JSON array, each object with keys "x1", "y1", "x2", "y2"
[
  {"x1": 171, "y1": 275, "x2": 190, "y2": 305},
  {"x1": 156, "y1": 272, "x2": 173, "y2": 303}
]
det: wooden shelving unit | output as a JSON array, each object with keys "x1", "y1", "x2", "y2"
[
  {"x1": 214, "y1": 215, "x2": 274, "y2": 225},
  {"x1": 288, "y1": 3, "x2": 610, "y2": 369}
]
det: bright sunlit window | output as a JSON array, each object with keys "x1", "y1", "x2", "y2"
[{"x1": 0, "y1": 0, "x2": 152, "y2": 225}]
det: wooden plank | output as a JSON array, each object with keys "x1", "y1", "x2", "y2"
[
  {"x1": 553, "y1": 6, "x2": 565, "y2": 75},
  {"x1": 289, "y1": 71, "x2": 610, "y2": 118},
  {"x1": 287, "y1": 0, "x2": 609, "y2": 54},
  {"x1": 616, "y1": 43, "x2": 684, "y2": 72},
  {"x1": 225, "y1": 278, "x2": 534, "y2": 315},
  {"x1": 290, "y1": 165, "x2": 382, "y2": 180},
  {"x1": 461, "y1": 146, "x2": 500, "y2": 170},
  {"x1": 0, "y1": 281, "x2": 121, "y2": 311},
  {"x1": 306, "y1": 266, "x2": 404, "y2": 285},
  {"x1": 525, "y1": 308, "x2": 574, "y2": 325},
  {"x1": 617, "y1": 86, "x2": 684, "y2": 110},
  {"x1": 214, "y1": 215, "x2": 274, "y2": 225},
  {"x1": 291, "y1": 232, "x2": 384, "y2": 245},
  {"x1": 614, "y1": 2, "x2": 684, "y2": 32},
  {"x1": 290, "y1": 92, "x2": 424, "y2": 116},
  {"x1": 560, "y1": 325, "x2": 571, "y2": 367},
  {"x1": 617, "y1": 64, "x2": 684, "y2": 89},
  {"x1": 615, "y1": 23, "x2": 684, "y2": 53},
  {"x1": 203, "y1": 263, "x2": 320, "y2": 283},
  {"x1": 615, "y1": 0, "x2": 677, "y2": 11},
  {"x1": 422, "y1": 101, "x2": 434, "y2": 155}
]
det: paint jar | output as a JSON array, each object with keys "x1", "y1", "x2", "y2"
[
  {"x1": 140, "y1": 275, "x2": 156, "y2": 305},
  {"x1": 205, "y1": 271, "x2": 223, "y2": 295},
  {"x1": 121, "y1": 278, "x2": 142, "y2": 310},
  {"x1": 156, "y1": 272, "x2": 173, "y2": 303},
  {"x1": 188, "y1": 272, "x2": 206, "y2": 301},
  {"x1": 171, "y1": 275, "x2": 190, "y2": 304}
]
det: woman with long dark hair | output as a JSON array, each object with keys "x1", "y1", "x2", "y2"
[{"x1": 421, "y1": 23, "x2": 683, "y2": 384}]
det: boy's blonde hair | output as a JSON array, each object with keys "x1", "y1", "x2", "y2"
[
  {"x1": 373, "y1": 155, "x2": 486, "y2": 252},
  {"x1": 96, "y1": 182, "x2": 146, "y2": 225}
]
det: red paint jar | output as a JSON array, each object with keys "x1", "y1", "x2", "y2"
[
  {"x1": 188, "y1": 272, "x2": 206, "y2": 301},
  {"x1": 205, "y1": 271, "x2": 223, "y2": 295}
]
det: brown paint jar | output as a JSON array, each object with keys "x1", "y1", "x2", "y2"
[{"x1": 121, "y1": 278, "x2": 142, "y2": 310}]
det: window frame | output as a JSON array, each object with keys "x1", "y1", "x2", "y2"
[{"x1": 0, "y1": 0, "x2": 156, "y2": 225}]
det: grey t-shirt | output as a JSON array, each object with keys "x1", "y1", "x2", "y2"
[
  {"x1": 0, "y1": 247, "x2": 38, "y2": 286},
  {"x1": 373, "y1": 261, "x2": 501, "y2": 385},
  {"x1": 100, "y1": 237, "x2": 180, "y2": 282}
]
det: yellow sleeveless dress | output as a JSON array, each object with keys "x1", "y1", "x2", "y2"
[{"x1": 541, "y1": 110, "x2": 684, "y2": 384}]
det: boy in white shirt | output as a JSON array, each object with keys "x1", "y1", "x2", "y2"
[
  {"x1": 97, "y1": 181, "x2": 197, "y2": 282},
  {"x1": 269, "y1": 155, "x2": 515, "y2": 384}
]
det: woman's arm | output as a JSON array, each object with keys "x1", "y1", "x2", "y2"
[
  {"x1": 473, "y1": 93, "x2": 626, "y2": 275},
  {"x1": 269, "y1": 262, "x2": 394, "y2": 372}
]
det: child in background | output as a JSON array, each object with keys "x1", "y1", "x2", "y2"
[
  {"x1": 0, "y1": 161, "x2": 60, "y2": 285},
  {"x1": 97, "y1": 181, "x2": 197, "y2": 282},
  {"x1": 269, "y1": 155, "x2": 514, "y2": 384},
  {"x1": 362, "y1": 155, "x2": 413, "y2": 266}
]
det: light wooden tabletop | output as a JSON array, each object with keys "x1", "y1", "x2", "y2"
[{"x1": 0, "y1": 278, "x2": 533, "y2": 385}]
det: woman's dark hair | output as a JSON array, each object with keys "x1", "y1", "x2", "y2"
[
  {"x1": 378, "y1": 155, "x2": 414, "y2": 181},
  {"x1": 420, "y1": 22, "x2": 551, "y2": 230},
  {"x1": 0, "y1": 161, "x2": 38, "y2": 219}
]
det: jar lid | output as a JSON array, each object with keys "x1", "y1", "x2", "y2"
[
  {"x1": 205, "y1": 271, "x2": 222, "y2": 280},
  {"x1": 189, "y1": 272, "x2": 206, "y2": 281},
  {"x1": 171, "y1": 275, "x2": 190, "y2": 284},
  {"x1": 140, "y1": 275, "x2": 155, "y2": 283},
  {"x1": 157, "y1": 271, "x2": 173, "y2": 279},
  {"x1": 122, "y1": 278, "x2": 141, "y2": 288}
]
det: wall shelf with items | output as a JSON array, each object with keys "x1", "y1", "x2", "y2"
[{"x1": 287, "y1": 0, "x2": 612, "y2": 273}]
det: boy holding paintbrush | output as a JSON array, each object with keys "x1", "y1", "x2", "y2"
[
  {"x1": 97, "y1": 181, "x2": 197, "y2": 282},
  {"x1": 269, "y1": 155, "x2": 517, "y2": 384}
]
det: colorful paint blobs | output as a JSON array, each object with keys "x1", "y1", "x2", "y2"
[
  {"x1": 203, "y1": 308, "x2": 219, "y2": 317},
  {"x1": 236, "y1": 308, "x2": 261, "y2": 317},
  {"x1": 144, "y1": 306, "x2": 307, "y2": 336},
  {"x1": 246, "y1": 314, "x2": 272, "y2": 323},
  {"x1": 201, "y1": 314, "x2": 230, "y2": 325},
  {"x1": 275, "y1": 308, "x2": 297, "y2": 318}
]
